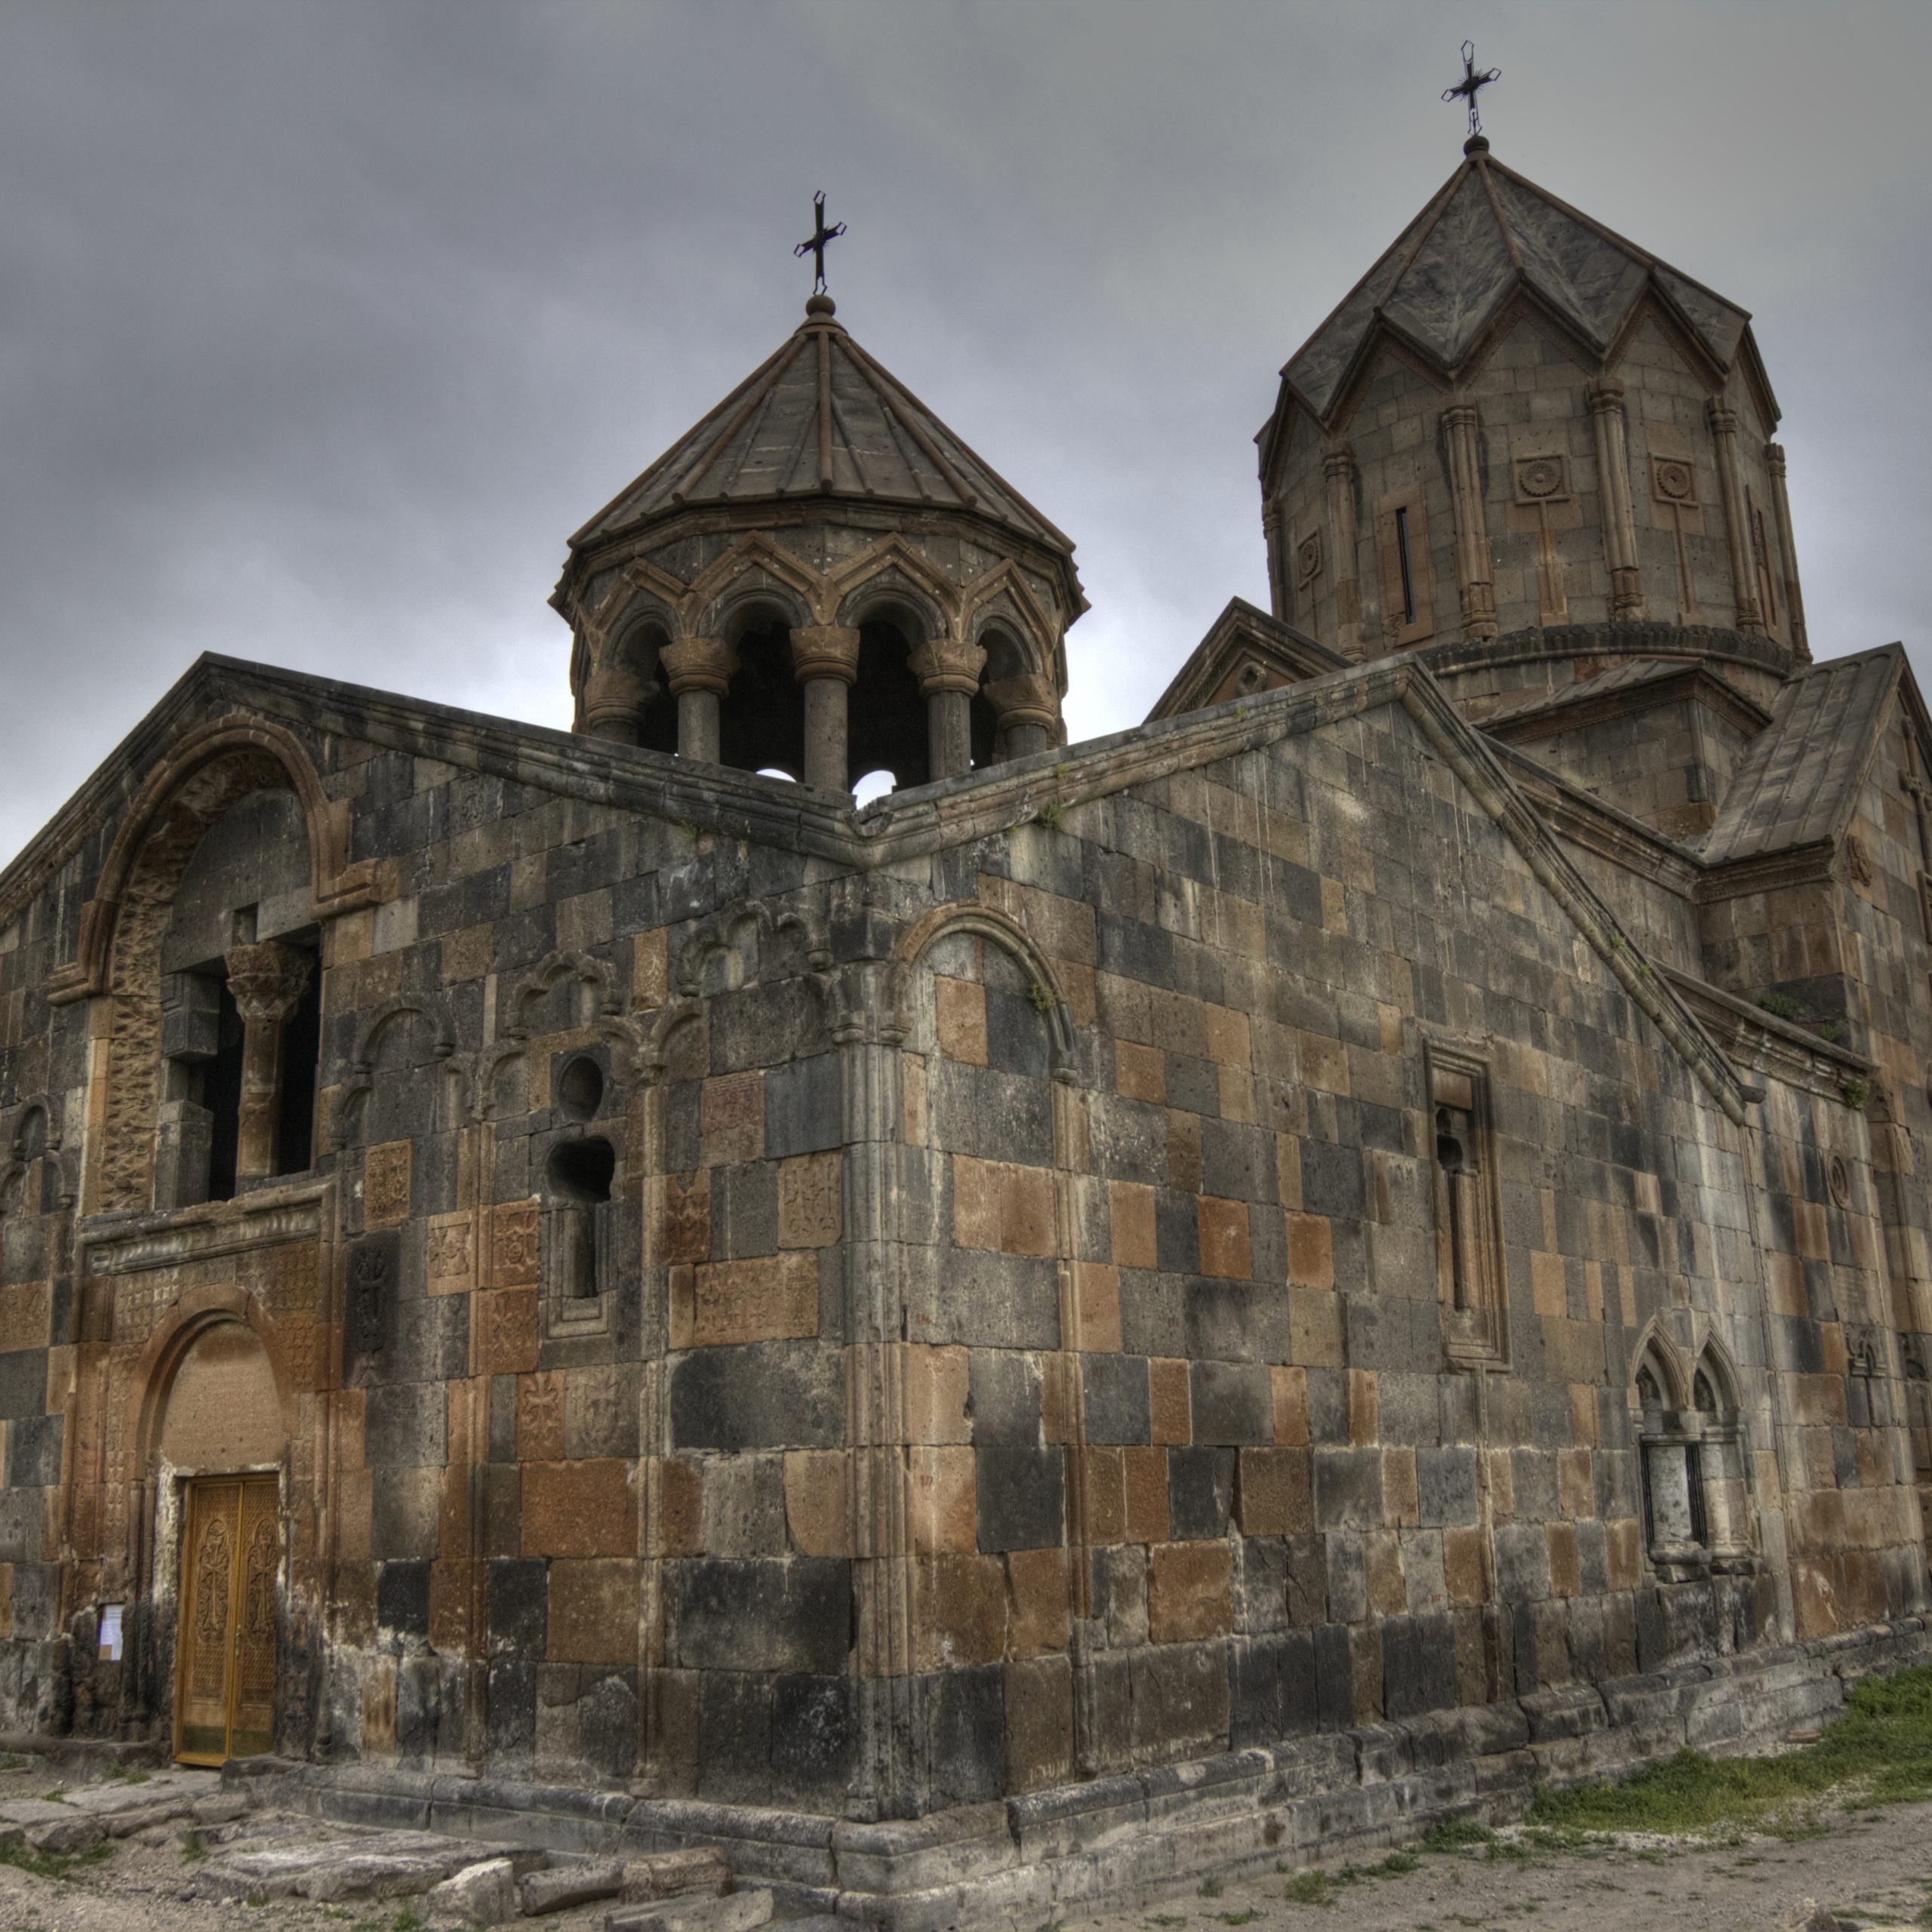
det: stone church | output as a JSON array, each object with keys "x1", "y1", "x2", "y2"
[{"x1": 0, "y1": 126, "x2": 1926, "y2": 1916}]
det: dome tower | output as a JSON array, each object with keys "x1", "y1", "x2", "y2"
[
  {"x1": 553, "y1": 294, "x2": 1084, "y2": 796},
  {"x1": 1257, "y1": 135, "x2": 1810, "y2": 736}
]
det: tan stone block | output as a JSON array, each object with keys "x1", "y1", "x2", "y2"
[
  {"x1": 1110, "y1": 1182, "x2": 1158, "y2": 1270},
  {"x1": 934, "y1": 976, "x2": 989, "y2": 1066},
  {"x1": 1081, "y1": 1447, "x2": 1127, "y2": 1544},
  {"x1": 902, "y1": 1050, "x2": 928, "y2": 1146},
  {"x1": 1547, "y1": 1519, "x2": 1580, "y2": 1598},
  {"x1": 1297, "y1": 1029, "x2": 1350, "y2": 1095},
  {"x1": 473, "y1": 1288, "x2": 539, "y2": 1377},
  {"x1": 1443, "y1": 1526, "x2": 1487, "y2": 1605},
  {"x1": 1383, "y1": 1446, "x2": 1419, "y2": 1526},
  {"x1": 515, "y1": 1369, "x2": 564, "y2": 1463},
  {"x1": 1007, "y1": 1546, "x2": 1070, "y2": 1657},
  {"x1": 909, "y1": 1445, "x2": 976, "y2": 1555},
  {"x1": 901, "y1": 1345, "x2": 971, "y2": 1444},
  {"x1": 1347, "y1": 1368, "x2": 1379, "y2": 1445},
  {"x1": 1123, "y1": 1445, "x2": 1171, "y2": 1543},
  {"x1": 1365, "y1": 1530, "x2": 1407, "y2": 1618},
  {"x1": 549, "y1": 1558, "x2": 638, "y2": 1663},
  {"x1": 1287, "y1": 1213, "x2": 1334, "y2": 1290},
  {"x1": 1272, "y1": 1365, "x2": 1310, "y2": 1446},
  {"x1": 1558, "y1": 1448, "x2": 1594, "y2": 1518},
  {"x1": 1531, "y1": 1250, "x2": 1569, "y2": 1318},
  {"x1": 1204, "y1": 1004, "x2": 1251, "y2": 1069},
  {"x1": 361, "y1": 1654, "x2": 398, "y2": 1758},
  {"x1": 952, "y1": 1155, "x2": 1001, "y2": 1251},
  {"x1": 921, "y1": 1552, "x2": 1007, "y2": 1668},
  {"x1": 632, "y1": 928, "x2": 668, "y2": 1011},
  {"x1": 1237, "y1": 1446, "x2": 1310, "y2": 1536},
  {"x1": 1764, "y1": 1249, "x2": 1807, "y2": 1318},
  {"x1": 778, "y1": 1152, "x2": 841, "y2": 1248},
  {"x1": 0, "y1": 1283, "x2": 48, "y2": 1354},
  {"x1": 682, "y1": 1253, "x2": 818, "y2": 1349},
  {"x1": 491, "y1": 1198, "x2": 540, "y2": 1287},
  {"x1": 1075, "y1": 1263, "x2": 1121, "y2": 1352},
  {"x1": 663, "y1": 1170, "x2": 711, "y2": 1265},
  {"x1": 659, "y1": 1459, "x2": 702, "y2": 1556},
  {"x1": 1197, "y1": 1197, "x2": 1253, "y2": 1280},
  {"x1": 784, "y1": 1450, "x2": 850, "y2": 1557},
  {"x1": 1377, "y1": 1002, "x2": 1404, "y2": 1057},
  {"x1": 1569, "y1": 1383, "x2": 1600, "y2": 1447},
  {"x1": 1149, "y1": 1359, "x2": 1191, "y2": 1445},
  {"x1": 426, "y1": 1211, "x2": 476, "y2": 1297},
  {"x1": 336, "y1": 1466, "x2": 374, "y2": 1564},
  {"x1": 1115, "y1": 1040, "x2": 1165, "y2": 1104},
  {"x1": 1001, "y1": 1164, "x2": 1056, "y2": 1257},
  {"x1": 1004, "y1": 1655, "x2": 1074, "y2": 1794},
  {"x1": 1166, "y1": 1110, "x2": 1204, "y2": 1193},
  {"x1": 1289, "y1": 1287, "x2": 1343, "y2": 1367},
  {"x1": 700, "y1": 1072, "x2": 764, "y2": 1167},
  {"x1": 1148, "y1": 1541, "x2": 1232, "y2": 1643},
  {"x1": 1041, "y1": 1355, "x2": 1075, "y2": 1445},
  {"x1": 523, "y1": 1458, "x2": 635, "y2": 1558},
  {"x1": 1275, "y1": 1131, "x2": 1303, "y2": 1211},
  {"x1": 365, "y1": 1140, "x2": 411, "y2": 1229}
]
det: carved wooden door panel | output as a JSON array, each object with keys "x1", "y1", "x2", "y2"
[{"x1": 175, "y1": 1475, "x2": 278, "y2": 1764}]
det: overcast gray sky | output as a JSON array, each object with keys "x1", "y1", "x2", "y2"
[{"x1": 0, "y1": 2, "x2": 1926, "y2": 864}]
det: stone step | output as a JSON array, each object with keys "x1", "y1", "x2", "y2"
[{"x1": 608, "y1": 1888, "x2": 775, "y2": 1932}]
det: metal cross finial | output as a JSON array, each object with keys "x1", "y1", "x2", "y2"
[
  {"x1": 1442, "y1": 40, "x2": 1501, "y2": 140},
  {"x1": 794, "y1": 191, "x2": 846, "y2": 295}
]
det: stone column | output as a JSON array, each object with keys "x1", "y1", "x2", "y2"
[
  {"x1": 1261, "y1": 502, "x2": 1287, "y2": 623},
  {"x1": 659, "y1": 636, "x2": 737, "y2": 764},
  {"x1": 789, "y1": 624, "x2": 861, "y2": 794},
  {"x1": 1323, "y1": 445, "x2": 1364, "y2": 657},
  {"x1": 1588, "y1": 378, "x2": 1646, "y2": 620},
  {"x1": 1706, "y1": 401, "x2": 1765, "y2": 635},
  {"x1": 580, "y1": 651, "x2": 658, "y2": 745},
  {"x1": 1766, "y1": 442, "x2": 1810, "y2": 660},
  {"x1": 1441, "y1": 401, "x2": 1497, "y2": 640},
  {"x1": 223, "y1": 941, "x2": 313, "y2": 1181},
  {"x1": 910, "y1": 637, "x2": 986, "y2": 783},
  {"x1": 986, "y1": 673, "x2": 1060, "y2": 761}
]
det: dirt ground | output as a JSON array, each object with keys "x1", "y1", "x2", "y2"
[{"x1": 0, "y1": 1754, "x2": 1926, "y2": 1932}]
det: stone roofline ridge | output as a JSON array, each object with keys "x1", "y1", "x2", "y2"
[{"x1": 0, "y1": 645, "x2": 1752, "y2": 1128}]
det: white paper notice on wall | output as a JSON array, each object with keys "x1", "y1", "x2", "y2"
[{"x1": 97, "y1": 1603, "x2": 122, "y2": 1662}]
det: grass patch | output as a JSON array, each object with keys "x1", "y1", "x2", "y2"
[
  {"x1": 1196, "y1": 1878, "x2": 1223, "y2": 1899},
  {"x1": 1420, "y1": 1817, "x2": 1494, "y2": 1854},
  {"x1": 1281, "y1": 1870, "x2": 1337, "y2": 1907},
  {"x1": 0, "y1": 1838, "x2": 112, "y2": 1883},
  {"x1": 1531, "y1": 1663, "x2": 1932, "y2": 1838},
  {"x1": 180, "y1": 1829, "x2": 209, "y2": 1864}
]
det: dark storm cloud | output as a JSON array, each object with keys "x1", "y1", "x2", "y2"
[{"x1": 0, "y1": 1, "x2": 1925, "y2": 862}]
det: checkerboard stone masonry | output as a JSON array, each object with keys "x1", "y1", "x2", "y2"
[{"x1": 0, "y1": 133, "x2": 1925, "y2": 1924}]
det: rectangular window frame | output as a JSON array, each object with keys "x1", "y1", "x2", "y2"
[
  {"x1": 1375, "y1": 485, "x2": 1436, "y2": 648},
  {"x1": 1426, "y1": 1038, "x2": 1509, "y2": 1368}
]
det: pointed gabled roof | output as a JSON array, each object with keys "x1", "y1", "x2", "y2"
[
  {"x1": 568, "y1": 296, "x2": 1079, "y2": 587},
  {"x1": 1697, "y1": 645, "x2": 1903, "y2": 867},
  {"x1": 1273, "y1": 140, "x2": 1762, "y2": 429}
]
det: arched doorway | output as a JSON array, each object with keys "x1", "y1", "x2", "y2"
[{"x1": 153, "y1": 1318, "x2": 283, "y2": 1764}]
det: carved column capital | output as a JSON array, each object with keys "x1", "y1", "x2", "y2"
[
  {"x1": 659, "y1": 636, "x2": 737, "y2": 698},
  {"x1": 1705, "y1": 401, "x2": 1740, "y2": 437},
  {"x1": 1766, "y1": 441, "x2": 1788, "y2": 477},
  {"x1": 1321, "y1": 445, "x2": 1356, "y2": 481},
  {"x1": 789, "y1": 624, "x2": 861, "y2": 686},
  {"x1": 909, "y1": 637, "x2": 986, "y2": 697},
  {"x1": 1440, "y1": 399, "x2": 1481, "y2": 432},
  {"x1": 581, "y1": 657, "x2": 659, "y2": 740},
  {"x1": 984, "y1": 673, "x2": 1060, "y2": 736},
  {"x1": 223, "y1": 943, "x2": 312, "y2": 1027},
  {"x1": 1586, "y1": 376, "x2": 1626, "y2": 415}
]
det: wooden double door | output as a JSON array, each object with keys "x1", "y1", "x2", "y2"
[{"x1": 174, "y1": 1475, "x2": 279, "y2": 1764}]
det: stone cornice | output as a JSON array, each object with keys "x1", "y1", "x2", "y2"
[
  {"x1": 1487, "y1": 743, "x2": 1701, "y2": 901},
  {"x1": 1425, "y1": 620, "x2": 1795, "y2": 684},
  {"x1": 1480, "y1": 662, "x2": 1772, "y2": 747},
  {"x1": 80, "y1": 1177, "x2": 333, "y2": 1278},
  {"x1": 1660, "y1": 965, "x2": 1872, "y2": 1105}
]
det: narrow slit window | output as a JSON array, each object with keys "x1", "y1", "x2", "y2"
[{"x1": 1395, "y1": 506, "x2": 1417, "y2": 624}]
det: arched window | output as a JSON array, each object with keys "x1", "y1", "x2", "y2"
[
  {"x1": 718, "y1": 614, "x2": 805, "y2": 780},
  {"x1": 848, "y1": 620, "x2": 930, "y2": 792},
  {"x1": 1692, "y1": 1350, "x2": 1753, "y2": 1571}
]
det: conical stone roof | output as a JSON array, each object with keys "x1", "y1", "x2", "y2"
[
  {"x1": 1279, "y1": 140, "x2": 1757, "y2": 423},
  {"x1": 570, "y1": 295, "x2": 1078, "y2": 575}
]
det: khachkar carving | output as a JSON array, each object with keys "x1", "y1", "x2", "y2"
[{"x1": 223, "y1": 941, "x2": 312, "y2": 1181}]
